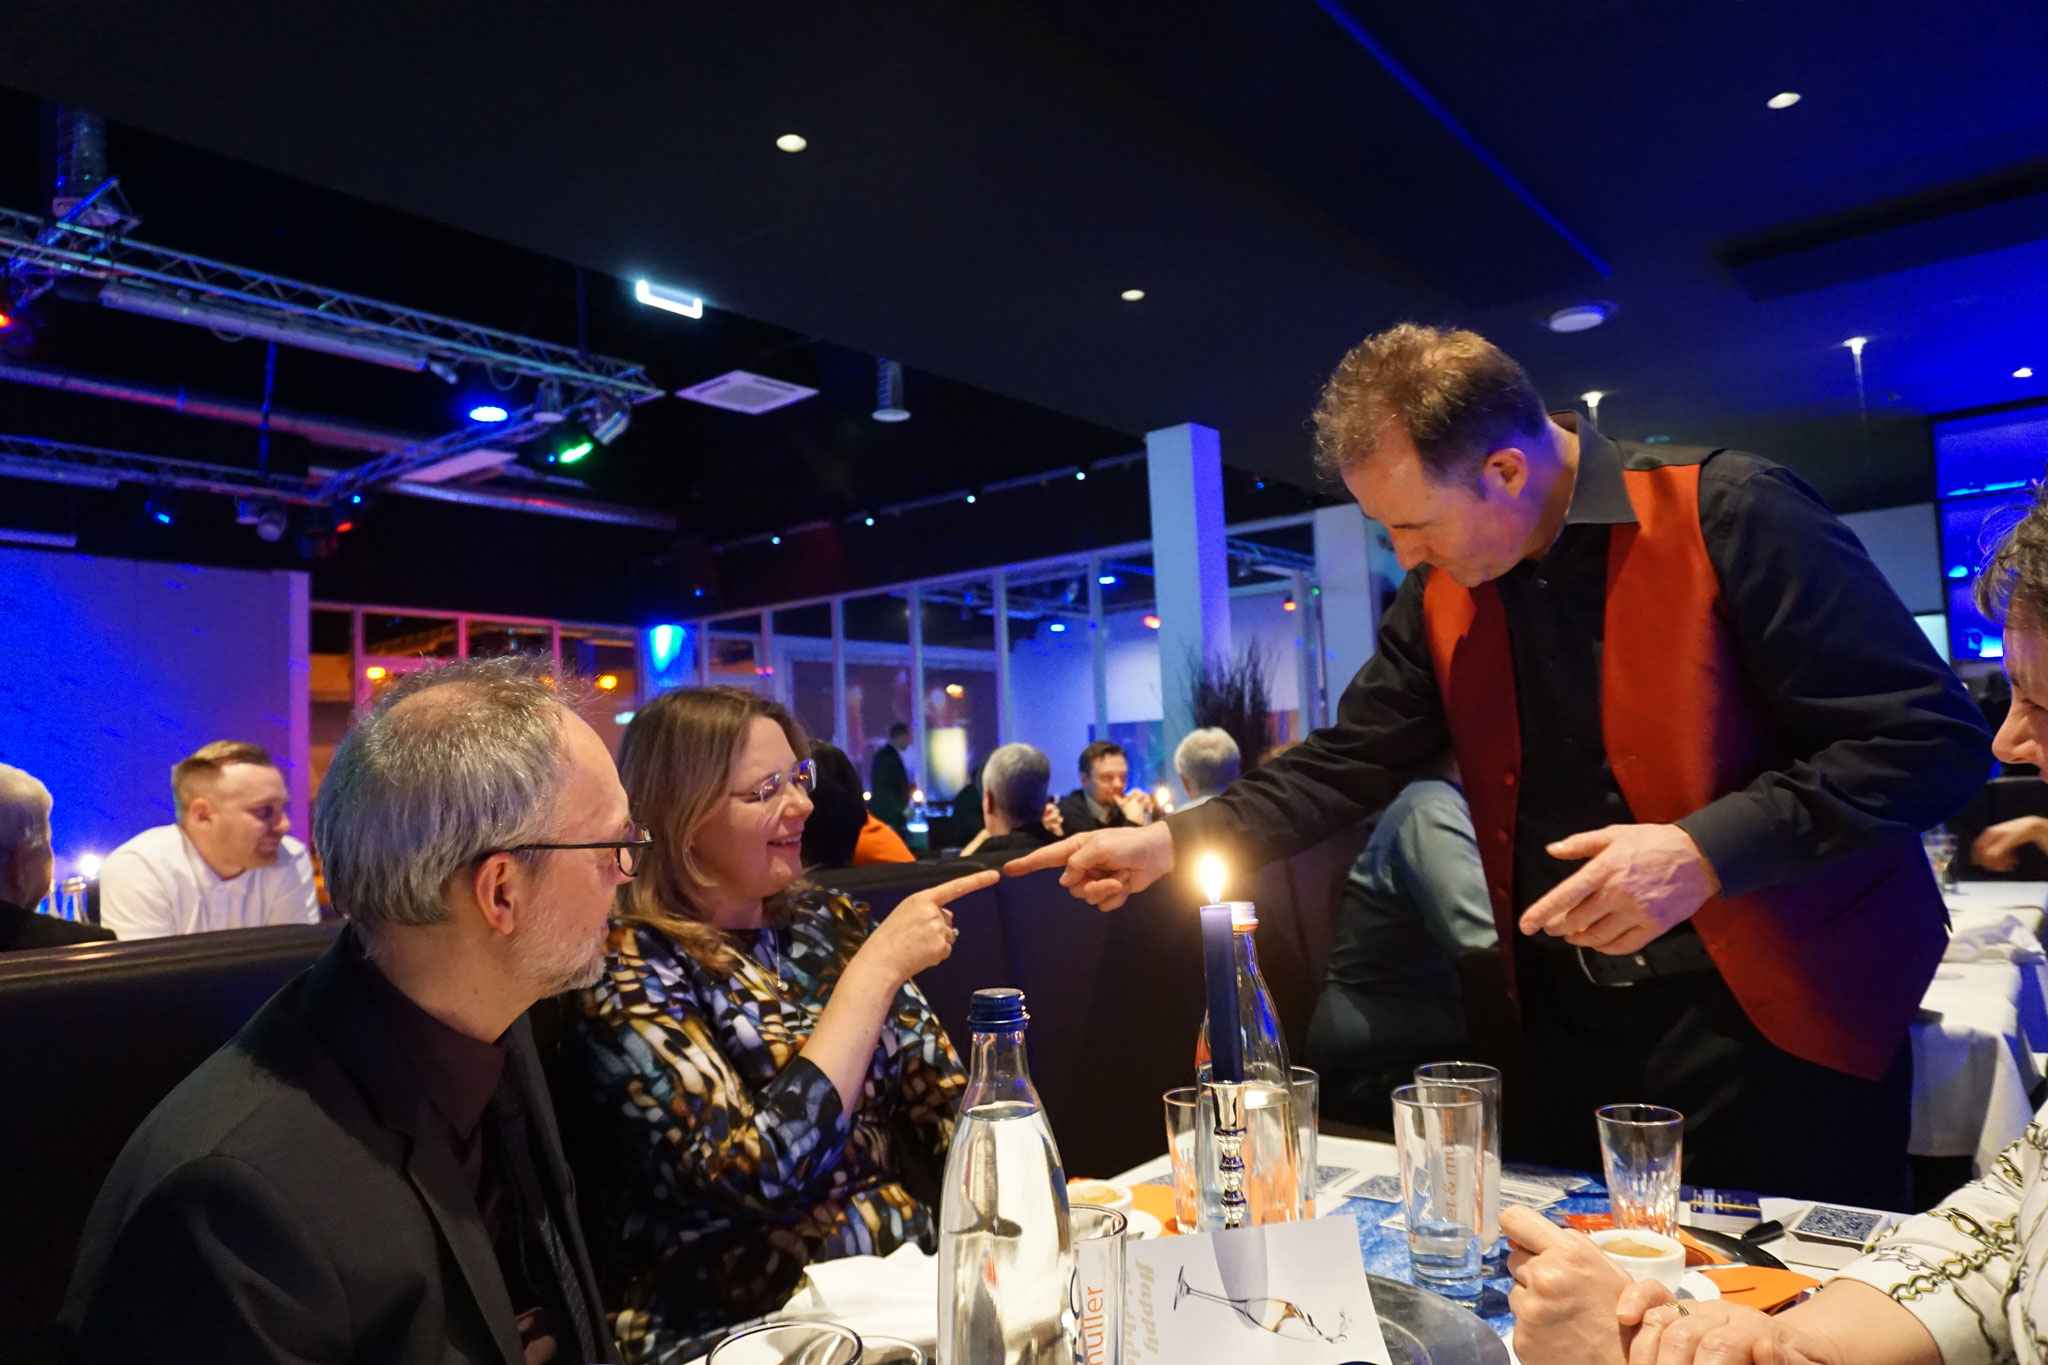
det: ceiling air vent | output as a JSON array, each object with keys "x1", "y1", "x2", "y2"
[{"x1": 676, "y1": 370, "x2": 817, "y2": 415}]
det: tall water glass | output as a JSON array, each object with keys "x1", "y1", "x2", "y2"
[
  {"x1": 1069, "y1": 1204, "x2": 1126, "y2": 1365},
  {"x1": 1922, "y1": 828, "x2": 1959, "y2": 893},
  {"x1": 1162, "y1": 1087, "x2": 1200, "y2": 1232},
  {"x1": 709, "y1": 1320, "x2": 864, "y2": 1365},
  {"x1": 1414, "y1": 1061, "x2": 1501, "y2": 1254},
  {"x1": 1390, "y1": 1082, "x2": 1485, "y2": 1299},
  {"x1": 1290, "y1": 1067, "x2": 1319, "y2": 1215},
  {"x1": 1597, "y1": 1104, "x2": 1684, "y2": 1235}
]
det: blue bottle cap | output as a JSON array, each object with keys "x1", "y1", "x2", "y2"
[{"x1": 968, "y1": 987, "x2": 1029, "y2": 1031}]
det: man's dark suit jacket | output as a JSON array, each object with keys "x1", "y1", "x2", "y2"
[
  {"x1": 869, "y1": 741, "x2": 911, "y2": 831},
  {"x1": 1056, "y1": 787, "x2": 1133, "y2": 836},
  {"x1": 0, "y1": 899, "x2": 114, "y2": 953},
  {"x1": 61, "y1": 929, "x2": 617, "y2": 1365}
]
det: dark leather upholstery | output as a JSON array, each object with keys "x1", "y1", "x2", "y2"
[
  {"x1": 0, "y1": 923, "x2": 341, "y2": 1364},
  {"x1": 1, "y1": 832, "x2": 1378, "y2": 1361}
]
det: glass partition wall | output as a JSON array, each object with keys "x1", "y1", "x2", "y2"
[{"x1": 647, "y1": 513, "x2": 1330, "y2": 825}]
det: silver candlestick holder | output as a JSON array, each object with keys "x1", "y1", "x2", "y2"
[{"x1": 1212, "y1": 1078, "x2": 1247, "y2": 1230}]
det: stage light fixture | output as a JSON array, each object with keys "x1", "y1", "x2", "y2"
[
  {"x1": 589, "y1": 395, "x2": 632, "y2": 445},
  {"x1": 1098, "y1": 574, "x2": 1117, "y2": 586},
  {"x1": 965, "y1": 494, "x2": 976, "y2": 505},
  {"x1": 76, "y1": 853, "x2": 102, "y2": 879},
  {"x1": 865, "y1": 516, "x2": 876, "y2": 526},
  {"x1": 470, "y1": 403, "x2": 509, "y2": 423},
  {"x1": 144, "y1": 496, "x2": 176, "y2": 526},
  {"x1": 426, "y1": 358, "x2": 461, "y2": 384},
  {"x1": 1283, "y1": 597, "x2": 1298, "y2": 612},
  {"x1": 635, "y1": 278, "x2": 704, "y2": 319},
  {"x1": 1075, "y1": 470, "x2": 1087, "y2": 481},
  {"x1": 776, "y1": 133, "x2": 808, "y2": 153},
  {"x1": 1048, "y1": 622, "x2": 1067, "y2": 633},
  {"x1": 873, "y1": 359, "x2": 910, "y2": 422},
  {"x1": 1545, "y1": 301, "x2": 1613, "y2": 333},
  {"x1": 1767, "y1": 92, "x2": 1802, "y2": 109},
  {"x1": 1121, "y1": 288, "x2": 1145, "y2": 302},
  {"x1": 530, "y1": 422, "x2": 597, "y2": 467},
  {"x1": 1143, "y1": 614, "x2": 1160, "y2": 630},
  {"x1": 2017, "y1": 367, "x2": 2036, "y2": 379}
]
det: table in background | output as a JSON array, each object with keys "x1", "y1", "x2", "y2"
[{"x1": 1914, "y1": 882, "x2": 2048, "y2": 1173}]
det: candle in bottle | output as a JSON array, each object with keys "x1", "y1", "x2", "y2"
[{"x1": 1198, "y1": 855, "x2": 1244, "y2": 1085}]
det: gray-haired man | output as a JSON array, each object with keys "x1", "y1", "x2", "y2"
[
  {"x1": 963, "y1": 742, "x2": 1059, "y2": 865},
  {"x1": 1172, "y1": 728, "x2": 1241, "y2": 810},
  {"x1": 0, "y1": 764, "x2": 114, "y2": 952},
  {"x1": 64, "y1": 658, "x2": 634, "y2": 1365}
]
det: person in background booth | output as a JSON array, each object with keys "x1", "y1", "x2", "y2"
[
  {"x1": 0, "y1": 764, "x2": 114, "y2": 951},
  {"x1": 1012, "y1": 323, "x2": 1992, "y2": 1209},
  {"x1": 64, "y1": 657, "x2": 625, "y2": 1365},
  {"x1": 566, "y1": 687, "x2": 996, "y2": 1361},
  {"x1": 1506, "y1": 483, "x2": 2048, "y2": 1365},
  {"x1": 801, "y1": 742, "x2": 915, "y2": 870},
  {"x1": 1173, "y1": 728, "x2": 1241, "y2": 810},
  {"x1": 98, "y1": 740, "x2": 319, "y2": 939},
  {"x1": 961, "y1": 742, "x2": 1058, "y2": 863},
  {"x1": 868, "y1": 722, "x2": 913, "y2": 837},
  {"x1": 1057, "y1": 739, "x2": 1157, "y2": 835}
]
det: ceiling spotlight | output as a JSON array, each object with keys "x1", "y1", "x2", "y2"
[
  {"x1": 1121, "y1": 288, "x2": 1146, "y2": 302},
  {"x1": 771, "y1": 535, "x2": 782, "y2": 546},
  {"x1": 532, "y1": 422, "x2": 597, "y2": 466},
  {"x1": 864, "y1": 516, "x2": 876, "y2": 526},
  {"x1": 469, "y1": 403, "x2": 509, "y2": 423},
  {"x1": 776, "y1": 133, "x2": 808, "y2": 153},
  {"x1": 1098, "y1": 574, "x2": 1118, "y2": 586},
  {"x1": 2017, "y1": 367, "x2": 2036, "y2": 379},
  {"x1": 1075, "y1": 470, "x2": 1087, "y2": 481},
  {"x1": 635, "y1": 278, "x2": 704, "y2": 319},
  {"x1": 1844, "y1": 336, "x2": 1869, "y2": 356},
  {"x1": 589, "y1": 395, "x2": 632, "y2": 445},
  {"x1": 1048, "y1": 622, "x2": 1067, "y2": 633},
  {"x1": 965, "y1": 494, "x2": 977, "y2": 505},
  {"x1": 143, "y1": 496, "x2": 177, "y2": 527},
  {"x1": 1545, "y1": 301, "x2": 1614, "y2": 333},
  {"x1": 1767, "y1": 92, "x2": 1802, "y2": 109},
  {"x1": 873, "y1": 359, "x2": 910, "y2": 422}
]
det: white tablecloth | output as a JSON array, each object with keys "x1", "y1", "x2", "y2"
[{"x1": 1912, "y1": 883, "x2": 2048, "y2": 1172}]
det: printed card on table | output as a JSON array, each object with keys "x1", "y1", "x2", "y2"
[{"x1": 1123, "y1": 1216, "x2": 1391, "y2": 1365}]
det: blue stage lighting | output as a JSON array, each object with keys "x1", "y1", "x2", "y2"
[{"x1": 469, "y1": 404, "x2": 509, "y2": 423}]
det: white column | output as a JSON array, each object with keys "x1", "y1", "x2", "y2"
[
  {"x1": 1146, "y1": 422, "x2": 1232, "y2": 758},
  {"x1": 1313, "y1": 504, "x2": 1393, "y2": 701},
  {"x1": 1087, "y1": 557, "x2": 1109, "y2": 741},
  {"x1": 908, "y1": 585, "x2": 926, "y2": 795},
  {"x1": 993, "y1": 571, "x2": 1014, "y2": 743},
  {"x1": 830, "y1": 597, "x2": 849, "y2": 746},
  {"x1": 695, "y1": 619, "x2": 712, "y2": 688}
]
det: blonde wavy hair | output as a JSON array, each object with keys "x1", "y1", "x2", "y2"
[{"x1": 615, "y1": 686, "x2": 812, "y2": 974}]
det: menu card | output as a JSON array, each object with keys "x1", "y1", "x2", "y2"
[{"x1": 1122, "y1": 1216, "x2": 1390, "y2": 1365}]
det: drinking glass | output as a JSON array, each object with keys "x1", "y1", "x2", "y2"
[
  {"x1": 1163, "y1": 1086, "x2": 1200, "y2": 1231},
  {"x1": 1922, "y1": 828, "x2": 1959, "y2": 893},
  {"x1": 1597, "y1": 1104, "x2": 1684, "y2": 1236},
  {"x1": 1414, "y1": 1061, "x2": 1501, "y2": 1255},
  {"x1": 1290, "y1": 1066, "x2": 1319, "y2": 1215},
  {"x1": 1070, "y1": 1204, "x2": 1126, "y2": 1365},
  {"x1": 1390, "y1": 1082, "x2": 1485, "y2": 1299},
  {"x1": 708, "y1": 1321, "x2": 863, "y2": 1365},
  {"x1": 860, "y1": 1340, "x2": 926, "y2": 1365}
]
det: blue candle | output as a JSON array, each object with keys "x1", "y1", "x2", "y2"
[{"x1": 1200, "y1": 901, "x2": 1244, "y2": 1084}]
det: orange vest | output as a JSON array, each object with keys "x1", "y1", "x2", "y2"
[{"x1": 1422, "y1": 457, "x2": 1946, "y2": 1080}]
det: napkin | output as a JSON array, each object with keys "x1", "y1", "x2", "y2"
[
  {"x1": 769, "y1": 1243, "x2": 939, "y2": 1347},
  {"x1": 1945, "y1": 914, "x2": 2047, "y2": 964},
  {"x1": 1696, "y1": 1265, "x2": 1821, "y2": 1313}
]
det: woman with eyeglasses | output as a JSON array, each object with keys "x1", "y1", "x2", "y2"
[{"x1": 565, "y1": 686, "x2": 997, "y2": 1361}]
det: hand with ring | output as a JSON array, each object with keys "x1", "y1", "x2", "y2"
[
  {"x1": 1502, "y1": 1205, "x2": 1674, "y2": 1364},
  {"x1": 1626, "y1": 1297, "x2": 1846, "y2": 1364}
]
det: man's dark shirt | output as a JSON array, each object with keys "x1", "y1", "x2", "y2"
[
  {"x1": 356, "y1": 955, "x2": 581, "y2": 1362},
  {"x1": 969, "y1": 823, "x2": 1057, "y2": 866},
  {"x1": 870, "y1": 743, "x2": 910, "y2": 828},
  {"x1": 0, "y1": 897, "x2": 115, "y2": 952},
  {"x1": 1058, "y1": 788, "x2": 1134, "y2": 836},
  {"x1": 1173, "y1": 416, "x2": 1992, "y2": 914}
]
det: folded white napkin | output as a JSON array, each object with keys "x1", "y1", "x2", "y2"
[
  {"x1": 1946, "y1": 914, "x2": 2048, "y2": 964},
  {"x1": 769, "y1": 1244, "x2": 940, "y2": 1348}
]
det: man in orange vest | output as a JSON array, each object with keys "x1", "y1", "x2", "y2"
[{"x1": 1010, "y1": 324, "x2": 1992, "y2": 1207}]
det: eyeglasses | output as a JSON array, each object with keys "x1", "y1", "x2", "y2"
[
  {"x1": 732, "y1": 759, "x2": 816, "y2": 806},
  {"x1": 491, "y1": 820, "x2": 654, "y2": 877}
]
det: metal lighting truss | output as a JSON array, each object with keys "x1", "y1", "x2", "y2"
[{"x1": 0, "y1": 432, "x2": 324, "y2": 503}]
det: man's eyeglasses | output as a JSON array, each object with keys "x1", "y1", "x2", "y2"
[
  {"x1": 492, "y1": 821, "x2": 655, "y2": 877},
  {"x1": 733, "y1": 759, "x2": 816, "y2": 806}
]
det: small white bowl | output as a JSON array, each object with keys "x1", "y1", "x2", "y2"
[
  {"x1": 1590, "y1": 1227, "x2": 1685, "y2": 1292},
  {"x1": 1066, "y1": 1179, "x2": 1134, "y2": 1214}
]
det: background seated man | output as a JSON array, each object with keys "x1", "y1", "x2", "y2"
[
  {"x1": 1172, "y1": 727, "x2": 1240, "y2": 810},
  {"x1": 98, "y1": 740, "x2": 318, "y2": 938},
  {"x1": 1057, "y1": 739, "x2": 1156, "y2": 834},
  {"x1": 1307, "y1": 772, "x2": 1495, "y2": 1127},
  {"x1": 63, "y1": 657, "x2": 627, "y2": 1364},
  {"x1": 0, "y1": 763, "x2": 114, "y2": 952},
  {"x1": 962, "y1": 742, "x2": 1058, "y2": 862}
]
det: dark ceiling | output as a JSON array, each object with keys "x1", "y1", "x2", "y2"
[{"x1": 2, "y1": 0, "x2": 2047, "y2": 618}]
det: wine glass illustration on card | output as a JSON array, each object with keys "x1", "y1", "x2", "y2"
[{"x1": 1172, "y1": 1268, "x2": 1351, "y2": 1346}]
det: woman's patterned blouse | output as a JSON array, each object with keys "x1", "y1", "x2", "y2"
[
  {"x1": 567, "y1": 888, "x2": 965, "y2": 1363},
  {"x1": 1840, "y1": 1112, "x2": 2048, "y2": 1363}
]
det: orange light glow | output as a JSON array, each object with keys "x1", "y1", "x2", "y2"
[
  {"x1": 1142, "y1": 614, "x2": 1161, "y2": 629},
  {"x1": 596, "y1": 674, "x2": 619, "y2": 691},
  {"x1": 1282, "y1": 598, "x2": 1298, "y2": 612},
  {"x1": 945, "y1": 683, "x2": 965, "y2": 697},
  {"x1": 365, "y1": 666, "x2": 388, "y2": 681}
]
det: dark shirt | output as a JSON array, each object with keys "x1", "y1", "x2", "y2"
[
  {"x1": 0, "y1": 897, "x2": 115, "y2": 952},
  {"x1": 969, "y1": 824, "x2": 1058, "y2": 865},
  {"x1": 355, "y1": 956, "x2": 572, "y2": 1363},
  {"x1": 870, "y1": 744, "x2": 910, "y2": 827},
  {"x1": 1058, "y1": 788, "x2": 1133, "y2": 835},
  {"x1": 1173, "y1": 416, "x2": 1992, "y2": 917}
]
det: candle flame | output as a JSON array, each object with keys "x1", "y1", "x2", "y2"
[{"x1": 1199, "y1": 853, "x2": 1226, "y2": 905}]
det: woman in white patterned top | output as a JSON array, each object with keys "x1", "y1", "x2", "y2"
[{"x1": 1509, "y1": 486, "x2": 2048, "y2": 1364}]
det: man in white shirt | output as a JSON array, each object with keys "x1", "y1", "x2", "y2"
[{"x1": 99, "y1": 741, "x2": 320, "y2": 939}]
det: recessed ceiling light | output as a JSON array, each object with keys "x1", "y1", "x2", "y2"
[
  {"x1": 965, "y1": 494, "x2": 977, "y2": 504},
  {"x1": 1121, "y1": 288, "x2": 1145, "y2": 302},
  {"x1": 1544, "y1": 301, "x2": 1613, "y2": 333},
  {"x1": 1767, "y1": 92, "x2": 1802, "y2": 110},
  {"x1": 776, "y1": 133, "x2": 808, "y2": 153},
  {"x1": 2018, "y1": 367, "x2": 2037, "y2": 379},
  {"x1": 635, "y1": 278, "x2": 703, "y2": 319},
  {"x1": 770, "y1": 535, "x2": 782, "y2": 546},
  {"x1": 1844, "y1": 336, "x2": 1869, "y2": 355}
]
